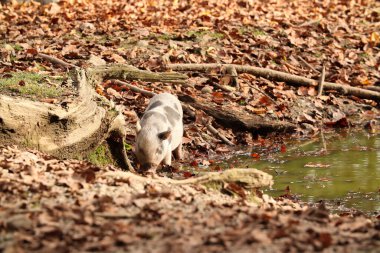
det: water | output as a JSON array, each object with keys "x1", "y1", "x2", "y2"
[{"x1": 229, "y1": 131, "x2": 380, "y2": 213}]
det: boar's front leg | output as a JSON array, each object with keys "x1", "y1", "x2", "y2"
[{"x1": 173, "y1": 141, "x2": 183, "y2": 160}]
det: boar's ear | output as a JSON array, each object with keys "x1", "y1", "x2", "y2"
[
  {"x1": 158, "y1": 130, "x2": 171, "y2": 140},
  {"x1": 136, "y1": 121, "x2": 142, "y2": 134}
]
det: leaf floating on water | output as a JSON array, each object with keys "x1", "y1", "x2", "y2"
[
  {"x1": 304, "y1": 163, "x2": 331, "y2": 168},
  {"x1": 251, "y1": 153, "x2": 260, "y2": 159}
]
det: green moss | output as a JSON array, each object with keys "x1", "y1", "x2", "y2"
[
  {"x1": 13, "y1": 44, "x2": 23, "y2": 51},
  {"x1": 155, "y1": 33, "x2": 173, "y2": 41},
  {"x1": 251, "y1": 29, "x2": 266, "y2": 37},
  {"x1": 238, "y1": 27, "x2": 266, "y2": 37},
  {"x1": 87, "y1": 144, "x2": 115, "y2": 166},
  {"x1": 124, "y1": 142, "x2": 133, "y2": 151},
  {"x1": 0, "y1": 71, "x2": 64, "y2": 98}
]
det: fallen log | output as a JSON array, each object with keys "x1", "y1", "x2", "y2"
[
  {"x1": 179, "y1": 95, "x2": 296, "y2": 133},
  {"x1": 103, "y1": 168, "x2": 273, "y2": 188},
  {"x1": 168, "y1": 63, "x2": 380, "y2": 102}
]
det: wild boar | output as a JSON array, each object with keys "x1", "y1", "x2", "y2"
[{"x1": 135, "y1": 93, "x2": 183, "y2": 172}]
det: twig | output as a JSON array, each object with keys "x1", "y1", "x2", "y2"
[
  {"x1": 206, "y1": 124, "x2": 234, "y2": 146},
  {"x1": 251, "y1": 82, "x2": 278, "y2": 106},
  {"x1": 283, "y1": 61, "x2": 304, "y2": 73},
  {"x1": 111, "y1": 79, "x2": 155, "y2": 97},
  {"x1": 317, "y1": 65, "x2": 326, "y2": 97},
  {"x1": 298, "y1": 56, "x2": 320, "y2": 74},
  {"x1": 168, "y1": 63, "x2": 380, "y2": 102},
  {"x1": 182, "y1": 103, "x2": 196, "y2": 118},
  {"x1": 214, "y1": 83, "x2": 236, "y2": 92},
  {"x1": 226, "y1": 65, "x2": 239, "y2": 88},
  {"x1": 122, "y1": 139, "x2": 136, "y2": 173},
  {"x1": 37, "y1": 53, "x2": 77, "y2": 69}
]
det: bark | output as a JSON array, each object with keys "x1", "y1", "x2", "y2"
[
  {"x1": 179, "y1": 95, "x2": 296, "y2": 134},
  {"x1": 0, "y1": 69, "x2": 122, "y2": 159},
  {"x1": 168, "y1": 63, "x2": 380, "y2": 102},
  {"x1": 87, "y1": 64, "x2": 188, "y2": 85},
  {"x1": 103, "y1": 168, "x2": 273, "y2": 188}
]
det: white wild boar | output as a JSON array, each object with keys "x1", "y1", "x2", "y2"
[{"x1": 135, "y1": 93, "x2": 183, "y2": 172}]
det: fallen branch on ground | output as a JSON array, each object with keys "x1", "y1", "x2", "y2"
[
  {"x1": 88, "y1": 64, "x2": 188, "y2": 85},
  {"x1": 317, "y1": 65, "x2": 326, "y2": 97},
  {"x1": 206, "y1": 124, "x2": 234, "y2": 146},
  {"x1": 37, "y1": 53, "x2": 77, "y2": 69},
  {"x1": 168, "y1": 63, "x2": 380, "y2": 102},
  {"x1": 179, "y1": 95, "x2": 296, "y2": 133},
  {"x1": 111, "y1": 79, "x2": 156, "y2": 97},
  {"x1": 102, "y1": 168, "x2": 273, "y2": 188},
  {"x1": 297, "y1": 56, "x2": 320, "y2": 74}
]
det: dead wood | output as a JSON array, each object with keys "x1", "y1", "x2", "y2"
[
  {"x1": 226, "y1": 65, "x2": 239, "y2": 88},
  {"x1": 297, "y1": 56, "x2": 320, "y2": 74},
  {"x1": 206, "y1": 124, "x2": 234, "y2": 146},
  {"x1": 317, "y1": 65, "x2": 326, "y2": 97},
  {"x1": 168, "y1": 63, "x2": 380, "y2": 102},
  {"x1": 87, "y1": 64, "x2": 188, "y2": 85},
  {"x1": 179, "y1": 95, "x2": 296, "y2": 134},
  {"x1": 103, "y1": 168, "x2": 273, "y2": 188},
  {"x1": 365, "y1": 86, "x2": 380, "y2": 92},
  {"x1": 111, "y1": 79, "x2": 156, "y2": 97},
  {"x1": 0, "y1": 69, "x2": 120, "y2": 159},
  {"x1": 37, "y1": 53, "x2": 77, "y2": 69}
]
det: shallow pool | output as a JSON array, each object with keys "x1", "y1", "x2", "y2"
[{"x1": 231, "y1": 131, "x2": 380, "y2": 213}]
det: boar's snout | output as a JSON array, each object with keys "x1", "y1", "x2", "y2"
[{"x1": 140, "y1": 163, "x2": 158, "y2": 172}]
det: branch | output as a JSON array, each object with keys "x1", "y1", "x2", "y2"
[
  {"x1": 111, "y1": 80, "x2": 155, "y2": 97},
  {"x1": 179, "y1": 94, "x2": 296, "y2": 133},
  {"x1": 168, "y1": 63, "x2": 380, "y2": 102},
  {"x1": 102, "y1": 168, "x2": 273, "y2": 188},
  {"x1": 169, "y1": 63, "x2": 316, "y2": 87},
  {"x1": 206, "y1": 124, "x2": 234, "y2": 146},
  {"x1": 37, "y1": 53, "x2": 77, "y2": 69},
  {"x1": 297, "y1": 56, "x2": 320, "y2": 74},
  {"x1": 317, "y1": 65, "x2": 326, "y2": 97},
  {"x1": 88, "y1": 64, "x2": 188, "y2": 85}
]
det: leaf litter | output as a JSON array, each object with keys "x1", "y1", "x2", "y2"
[{"x1": 1, "y1": 0, "x2": 380, "y2": 252}]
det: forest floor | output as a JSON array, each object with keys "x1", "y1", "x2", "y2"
[{"x1": 1, "y1": 0, "x2": 380, "y2": 252}]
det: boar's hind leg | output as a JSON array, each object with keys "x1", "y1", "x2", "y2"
[
  {"x1": 163, "y1": 150, "x2": 172, "y2": 166},
  {"x1": 173, "y1": 141, "x2": 183, "y2": 160}
]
